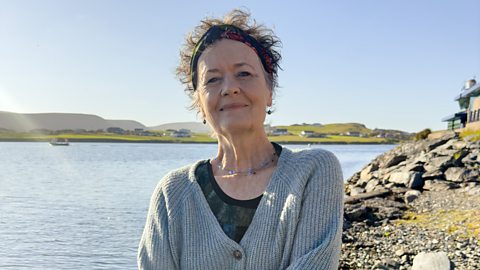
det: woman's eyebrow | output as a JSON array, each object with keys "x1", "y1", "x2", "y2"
[
  {"x1": 233, "y1": 62, "x2": 254, "y2": 69},
  {"x1": 207, "y1": 68, "x2": 220, "y2": 73},
  {"x1": 205, "y1": 63, "x2": 254, "y2": 74}
]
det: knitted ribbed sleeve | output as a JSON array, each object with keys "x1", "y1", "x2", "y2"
[{"x1": 138, "y1": 147, "x2": 344, "y2": 270}]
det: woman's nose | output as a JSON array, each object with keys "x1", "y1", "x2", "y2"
[{"x1": 220, "y1": 76, "x2": 240, "y2": 96}]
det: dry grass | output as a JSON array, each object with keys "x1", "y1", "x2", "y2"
[
  {"x1": 396, "y1": 209, "x2": 480, "y2": 240},
  {"x1": 460, "y1": 129, "x2": 480, "y2": 141}
]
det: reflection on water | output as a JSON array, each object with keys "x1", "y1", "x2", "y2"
[{"x1": 0, "y1": 142, "x2": 394, "y2": 269}]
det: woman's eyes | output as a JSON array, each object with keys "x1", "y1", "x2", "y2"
[
  {"x1": 205, "y1": 72, "x2": 251, "y2": 85},
  {"x1": 237, "y1": 71, "x2": 251, "y2": 77},
  {"x1": 206, "y1": 77, "x2": 220, "y2": 84}
]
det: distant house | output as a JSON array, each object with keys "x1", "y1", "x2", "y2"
[
  {"x1": 270, "y1": 128, "x2": 289, "y2": 136},
  {"x1": 107, "y1": 127, "x2": 125, "y2": 134},
  {"x1": 300, "y1": 130, "x2": 325, "y2": 138},
  {"x1": 134, "y1": 128, "x2": 153, "y2": 136},
  {"x1": 442, "y1": 79, "x2": 480, "y2": 131},
  {"x1": 171, "y1": 129, "x2": 191, "y2": 138},
  {"x1": 344, "y1": 131, "x2": 361, "y2": 137}
]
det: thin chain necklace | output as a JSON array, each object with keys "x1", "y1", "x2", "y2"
[{"x1": 214, "y1": 151, "x2": 278, "y2": 176}]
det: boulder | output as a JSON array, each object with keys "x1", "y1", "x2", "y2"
[
  {"x1": 349, "y1": 187, "x2": 365, "y2": 196},
  {"x1": 360, "y1": 164, "x2": 378, "y2": 181},
  {"x1": 346, "y1": 171, "x2": 361, "y2": 184},
  {"x1": 375, "y1": 206, "x2": 403, "y2": 220},
  {"x1": 464, "y1": 169, "x2": 479, "y2": 182},
  {"x1": 432, "y1": 139, "x2": 455, "y2": 152},
  {"x1": 426, "y1": 135, "x2": 455, "y2": 151},
  {"x1": 452, "y1": 140, "x2": 467, "y2": 150},
  {"x1": 422, "y1": 169, "x2": 444, "y2": 180},
  {"x1": 467, "y1": 141, "x2": 480, "y2": 149},
  {"x1": 344, "y1": 204, "x2": 367, "y2": 221},
  {"x1": 405, "y1": 163, "x2": 425, "y2": 172},
  {"x1": 452, "y1": 149, "x2": 470, "y2": 166},
  {"x1": 365, "y1": 179, "x2": 380, "y2": 193},
  {"x1": 388, "y1": 171, "x2": 423, "y2": 189},
  {"x1": 412, "y1": 153, "x2": 428, "y2": 164},
  {"x1": 405, "y1": 190, "x2": 422, "y2": 204},
  {"x1": 423, "y1": 156, "x2": 452, "y2": 172},
  {"x1": 411, "y1": 252, "x2": 451, "y2": 270},
  {"x1": 461, "y1": 152, "x2": 478, "y2": 165},
  {"x1": 381, "y1": 154, "x2": 407, "y2": 168},
  {"x1": 444, "y1": 167, "x2": 467, "y2": 182},
  {"x1": 423, "y1": 180, "x2": 457, "y2": 191}
]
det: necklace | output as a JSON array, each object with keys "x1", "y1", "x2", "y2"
[{"x1": 214, "y1": 151, "x2": 278, "y2": 176}]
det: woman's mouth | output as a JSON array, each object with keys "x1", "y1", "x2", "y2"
[{"x1": 220, "y1": 103, "x2": 248, "y2": 111}]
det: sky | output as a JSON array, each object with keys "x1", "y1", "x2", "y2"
[{"x1": 0, "y1": 0, "x2": 479, "y2": 132}]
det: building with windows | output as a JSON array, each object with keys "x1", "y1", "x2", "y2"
[{"x1": 442, "y1": 79, "x2": 480, "y2": 131}]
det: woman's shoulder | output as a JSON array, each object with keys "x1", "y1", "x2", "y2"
[
  {"x1": 283, "y1": 146, "x2": 341, "y2": 168},
  {"x1": 151, "y1": 161, "x2": 205, "y2": 206}
]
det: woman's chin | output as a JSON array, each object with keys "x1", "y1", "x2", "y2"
[{"x1": 216, "y1": 120, "x2": 260, "y2": 135}]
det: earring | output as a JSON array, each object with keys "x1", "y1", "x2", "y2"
[
  {"x1": 203, "y1": 119, "x2": 207, "y2": 124},
  {"x1": 267, "y1": 108, "x2": 272, "y2": 115}
]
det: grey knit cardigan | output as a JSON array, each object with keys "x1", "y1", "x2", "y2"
[{"x1": 138, "y1": 146, "x2": 344, "y2": 270}]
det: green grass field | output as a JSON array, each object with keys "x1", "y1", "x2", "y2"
[
  {"x1": 0, "y1": 131, "x2": 392, "y2": 144},
  {"x1": 276, "y1": 123, "x2": 372, "y2": 135}
]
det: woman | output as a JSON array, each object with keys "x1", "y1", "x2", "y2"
[{"x1": 138, "y1": 9, "x2": 344, "y2": 270}]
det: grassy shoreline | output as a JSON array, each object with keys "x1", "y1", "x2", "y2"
[{"x1": 0, "y1": 133, "x2": 397, "y2": 144}]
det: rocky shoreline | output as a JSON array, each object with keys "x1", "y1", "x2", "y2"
[{"x1": 340, "y1": 133, "x2": 480, "y2": 269}]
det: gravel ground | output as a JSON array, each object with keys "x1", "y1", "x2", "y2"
[{"x1": 340, "y1": 189, "x2": 480, "y2": 270}]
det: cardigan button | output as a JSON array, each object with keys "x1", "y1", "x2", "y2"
[{"x1": 233, "y1": 250, "x2": 242, "y2": 260}]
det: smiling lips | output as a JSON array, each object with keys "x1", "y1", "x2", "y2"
[{"x1": 219, "y1": 103, "x2": 248, "y2": 111}]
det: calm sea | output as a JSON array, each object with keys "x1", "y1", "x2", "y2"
[{"x1": 0, "y1": 142, "x2": 394, "y2": 269}]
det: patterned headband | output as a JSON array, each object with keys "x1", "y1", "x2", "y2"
[{"x1": 190, "y1": 24, "x2": 274, "y2": 90}]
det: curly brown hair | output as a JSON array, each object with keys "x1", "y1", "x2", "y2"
[{"x1": 176, "y1": 9, "x2": 282, "y2": 114}]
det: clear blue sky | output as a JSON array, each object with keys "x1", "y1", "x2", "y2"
[{"x1": 1, "y1": 0, "x2": 479, "y2": 132}]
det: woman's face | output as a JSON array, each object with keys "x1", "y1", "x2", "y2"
[{"x1": 196, "y1": 39, "x2": 272, "y2": 135}]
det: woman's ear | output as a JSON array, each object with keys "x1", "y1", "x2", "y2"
[{"x1": 267, "y1": 90, "x2": 273, "y2": 107}]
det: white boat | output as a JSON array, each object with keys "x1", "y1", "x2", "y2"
[{"x1": 49, "y1": 138, "x2": 69, "y2": 146}]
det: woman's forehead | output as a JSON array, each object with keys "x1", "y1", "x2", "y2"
[{"x1": 197, "y1": 39, "x2": 261, "y2": 72}]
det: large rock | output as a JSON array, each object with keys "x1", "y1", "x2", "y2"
[
  {"x1": 360, "y1": 163, "x2": 378, "y2": 180},
  {"x1": 422, "y1": 169, "x2": 444, "y2": 180},
  {"x1": 381, "y1": 154, "x2": 407, "y2": 168},
  {"x1": 423, "y1": 156, "x2": 453, "y2": 172},
  {"x1": 464, "y1": 169, "x2": 479, "y2": 182},
  {"x1": 405, "y1": 190, "x2": 422, "y2": 204},
  {"x1": 423, "y1": 180, "x2": 457, "y2": 191},
  {"x1": 461, "y1": 152, "x2": 478, "y2": 165},
  {"x1": 405, "y1": 162, "x2": 425, "y2": 172},
  {"x1": 349, "y1": 186, "x2": 365, "y2": 196},
  {"x1": 365, "y1": 179, "x2": 380, "y2": 193},
  {"x1": 426, "y1": 135, "x2": 455, "y2": 151},
  {"x1": 452, "y1": 140, "x2": 467, "y2": 150},
  {"x1": 363, "y1": 198, "x2": 406, "y2": 220},
  {"x1": 345, "y1": 204, "x2": 367, "y2": 221},
  {"x1": 388, "y1": 171, "x2": 424, "y2": 189},
  {"x1": 467, "y1": 141, "x2": 480, "y2": 149},
  {"x1": 444, "y1": 167, "x2": 467, "y2": 182},
  {"x1": 411, "y1": 252, "x2": 451, "y2": 270}
]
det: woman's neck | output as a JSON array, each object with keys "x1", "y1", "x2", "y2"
[{"x1": 214, "y1": 130, "x2": 274, "y2": 174}]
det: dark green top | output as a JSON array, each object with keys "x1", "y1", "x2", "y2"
[{"x1": 195, "y1": 143, "x2": 282, "y2": 243}]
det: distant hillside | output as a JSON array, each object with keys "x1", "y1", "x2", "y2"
[
  {"x1": 0, "y1": 111, "x2": 145, "y2": 132},
  {"x1": 148, "y1": 122, "x2": 212, "y2": 133}
]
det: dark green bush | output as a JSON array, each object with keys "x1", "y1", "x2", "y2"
[{"x1": 414, "y1": 128, "x2": 432, "y2": 141}]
